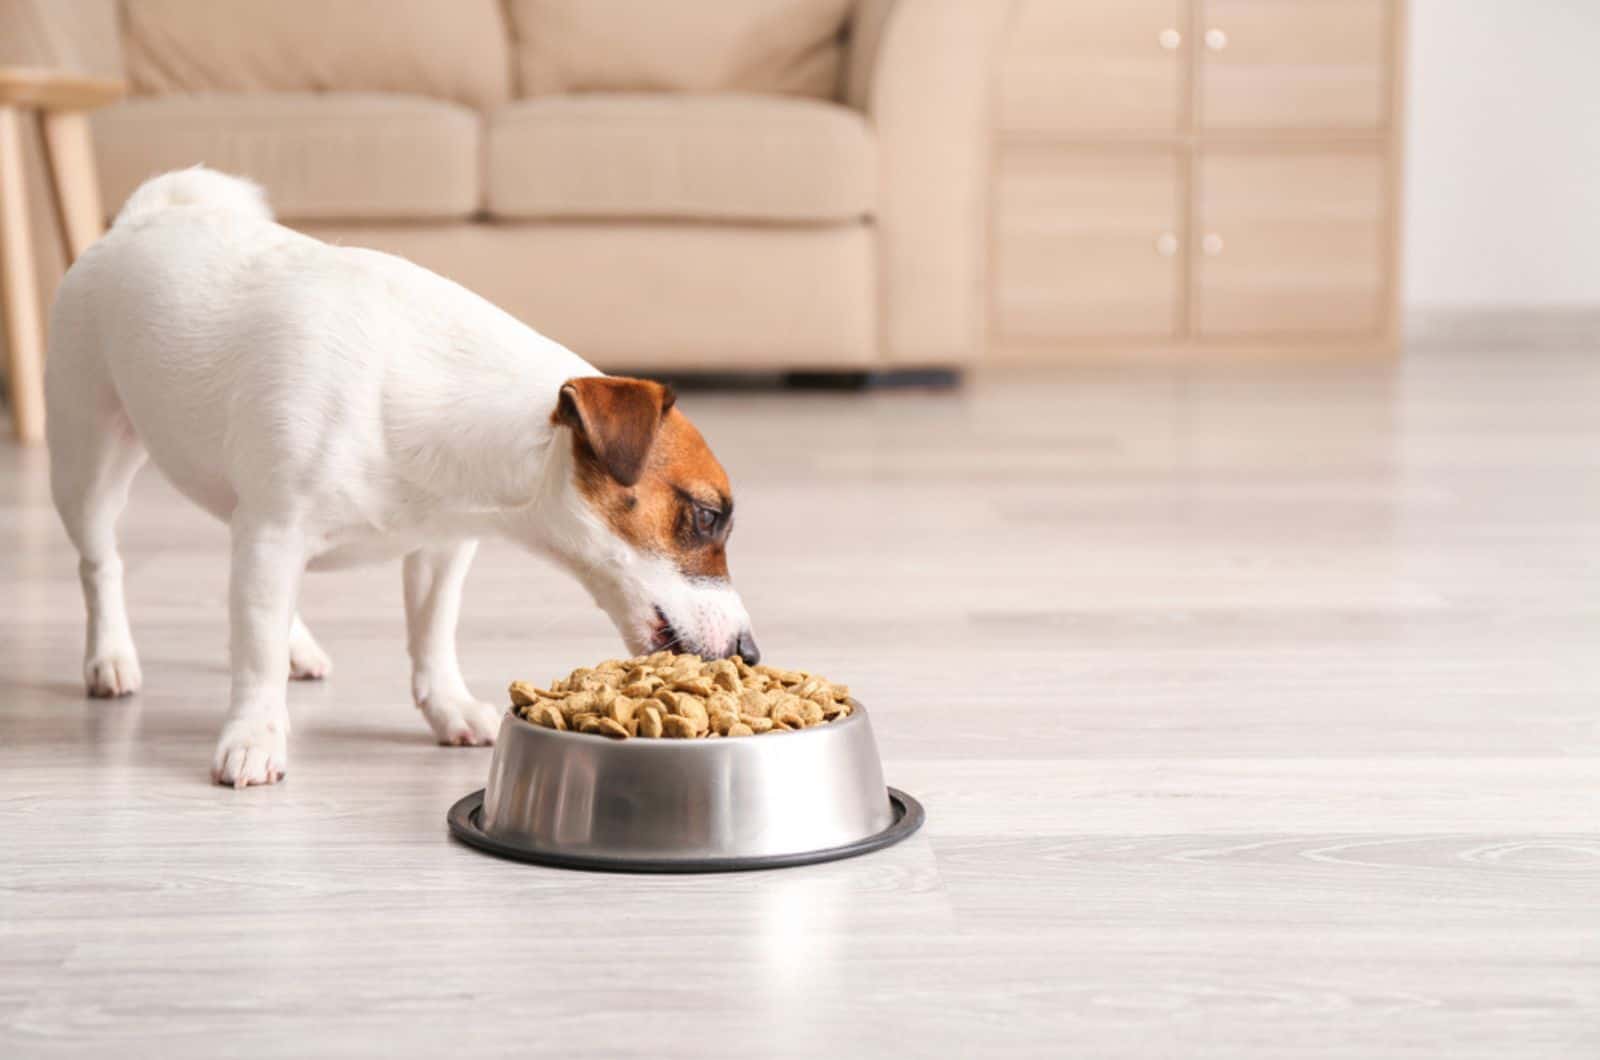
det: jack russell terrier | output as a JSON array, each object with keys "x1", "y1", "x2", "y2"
[{"x1": 45, "y1": 168, "x2": 758, "y2": 788}]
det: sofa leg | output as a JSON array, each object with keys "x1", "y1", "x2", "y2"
[
  {"x1": 784, "y1": 369, "x2": 961, "y2": 391},
  {"x1": 783, "y1": 371, "x2": 870, "y2": 390}
]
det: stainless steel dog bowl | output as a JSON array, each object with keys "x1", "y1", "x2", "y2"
[{"x1": 448, "y1": 701, "x2": 922, "y2": 872}]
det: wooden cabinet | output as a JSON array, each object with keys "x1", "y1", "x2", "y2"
[
  {"x1": 1194, "y1": 148, "x2": 1387, "y2": 336},
  {"x1": 990, "y1": 0, "x2": 1404, "y2": 358},
  {"x1": 996, "y1": 148, "x2": 1183, "y2": 339},
  {"x1": 1000, "y1": 0, "x2": 1187, "y2": 134},
  {"x1": 1199, "y1": 0, "x2": 1390, "y2": 132}
]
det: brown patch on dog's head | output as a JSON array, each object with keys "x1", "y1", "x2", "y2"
[{"x1": 554, "y1": 376, "x2": 734, "y2": 580}]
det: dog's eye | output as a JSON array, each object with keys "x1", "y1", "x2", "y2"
[{"x1": 692, "y1": 505, "x2": 719, "y2": 537}]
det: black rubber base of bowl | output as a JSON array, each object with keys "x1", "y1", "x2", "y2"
[{"x1": 447, "y1": 787, "x2": 925, "y2": 874}]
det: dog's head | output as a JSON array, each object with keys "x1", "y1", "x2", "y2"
[{"x1": 538, "y1": 375, "x2": 758, "y2": 663}]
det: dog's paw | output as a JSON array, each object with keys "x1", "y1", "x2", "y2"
[
  {"x1": 212, "y1": 714, "x2": 289, "y2": 788},
  {"x1": 85, "y1": 650, "x2": 143, "y2": 698},
  {"x1": 288, "y1": 636, "x2": 332, "y2": 681},
  {"x1": 420, "y1": 695, "x2": 503, "y2": 747}
]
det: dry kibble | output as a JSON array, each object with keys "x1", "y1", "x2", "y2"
[
  {"x1": 638, "y1": 705, "x2": 664, "y2": 738},
  {"x1": 608, "y1": 696, "x2": 639, "y2": 726},
  {"x1": 661, "y1": 715, "x2": 697, "y2": 739},
  {"x1": 527, "y1": 704, "x2": 566, "y2": 730},
  {"x1": 510, "y1": 654, "x2": 854, "y2": 741},
  {"x1": 711, "y1": 660, "x2": 741, "y2": 693},
  {"x1": 677, "y1": 698, "x2": 710, "y2": 736},
  {"x1": 595, "y1": 717, "x2": 629, "y2": 739},
  {"x1": 738, "y1": 689, "x2": 771, "y2": 718},
  {"x1": 672, "y1": 675, "x2": 715, "y2": 697}
]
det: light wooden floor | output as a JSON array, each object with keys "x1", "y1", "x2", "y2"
[{"x1": 3, "y1": 351, "x2": 1599, "y2": 1058}]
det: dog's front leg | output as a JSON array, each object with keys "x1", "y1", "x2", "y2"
[
  {"x1": 212, "y1": 514, "x2": 304, "y2": 788},
  {"x1": 403, "y1": 540, "x2": 501, "y2": 746}
]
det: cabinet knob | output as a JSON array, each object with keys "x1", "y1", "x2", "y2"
[
  {"x1": 1155, "y1": 232, "x2": 1179, "y2": 257},
  {"x1": 1205, "y1": 28, "x2": 1228, "y2": 51},
  {"x1": 1158, "y1": 28, "x2": 1182, "y2": 50},
  {"x1": 1202, "y1": 234, "x2": 1225, "y2": 256}
]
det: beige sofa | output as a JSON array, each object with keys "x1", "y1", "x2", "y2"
[{"x1": 2, "y1": 0, "x2": 1009, "y2": 375}]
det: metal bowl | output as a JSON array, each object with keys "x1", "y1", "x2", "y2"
[{"x1": 448, "y1": 701, "x2": 922, "y2": 872}]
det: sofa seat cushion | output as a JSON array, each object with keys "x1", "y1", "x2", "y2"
[
  {"x1": 505, "y1": 0, "x2": 853, "y2": 100},
  {"x1": 295, "y1": 221, "x2": 877, "y2": 370},
  {"x1": 486, "y1": 94, "x2": 875, "y2": 224},
  {"x1": 93, "y1": 93, "x2": 482, "y2": 222}
]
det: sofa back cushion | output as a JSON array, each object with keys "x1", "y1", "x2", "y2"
[
  {"x1": 121, "y1": 0, "x2": 512, "y2": 109},
  {"x1": 505, "y1": 0, "x2": 854, "y2": 100}
]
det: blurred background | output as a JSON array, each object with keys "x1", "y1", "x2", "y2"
[{"x1": 2, "y1": 0, "x2": 1597, "y2": 403}]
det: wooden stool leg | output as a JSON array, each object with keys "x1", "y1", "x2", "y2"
[
  {"x1": 0, "y1": 104, "x2": 46, "y2": 445},
  {"x1": 42, "y1": 110, "x2": 103, "y2": 259}
]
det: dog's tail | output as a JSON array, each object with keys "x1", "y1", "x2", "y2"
[{"x1": 111, "y1": 166, "x2": 273, "y2": 230}]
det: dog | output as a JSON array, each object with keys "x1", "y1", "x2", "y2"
[{"x1": 45, "y1": 167, "x2": 757, "y2": 788}]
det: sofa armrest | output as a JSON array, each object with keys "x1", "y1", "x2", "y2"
[
  {"x1": 846, "y1": 0, "x2": 1013, "y2": 365},
  {"x1": 0, "y1": 0, "x2": 123, "y2": 77}
]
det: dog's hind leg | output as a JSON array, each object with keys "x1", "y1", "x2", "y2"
[
  {"x1": 288, "y1": 611, "x2": 332, "y2": 680},
  {"x1": 403, "y1": 539, "x2": 500, "y2": 746},
  {"x1": 48, "y1": 397, "x2": 149, "y2": 698}
]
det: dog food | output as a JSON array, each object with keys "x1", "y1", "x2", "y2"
[{"x1": 509, "y1": 653, "x2": 853, "y2": 739}]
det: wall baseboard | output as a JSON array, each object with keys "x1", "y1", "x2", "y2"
[{"x1": 1407, "y1": 306, "x2": 1600, "y2": 352}]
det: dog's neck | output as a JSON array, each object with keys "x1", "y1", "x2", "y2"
[{"x1": 384, "y1": 313, "x2": 598, "y2": 521}]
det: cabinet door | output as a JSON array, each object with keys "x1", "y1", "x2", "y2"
[
  {"x1": 1193, "y1": 148, "x2": 1386, "y2": 337},
  {"x1": 995, "y1": 147, "x2": 1184, "y2": 341},
  {"x1": 999, "y1": 0, "x2": 1187, "y2": 135},
  {"x1": 1199, "y1": 0, "x2": 1390, "y2": 131}
]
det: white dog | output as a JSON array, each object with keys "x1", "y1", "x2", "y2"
[{"x1": 46, "y1": 168, "x2": 757, "y2": 788}]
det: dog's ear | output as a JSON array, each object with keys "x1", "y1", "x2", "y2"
[{"x1": 553, "y1": 376, "x2": 677, "y2": 487}]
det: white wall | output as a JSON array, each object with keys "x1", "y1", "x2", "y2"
[{"x1": 1405, "y1": 0, "x2": 1600, "y2": 309}]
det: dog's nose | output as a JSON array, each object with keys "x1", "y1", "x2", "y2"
[{"x1": 736, "y1": 630, "x2": 761, "y2": 666}]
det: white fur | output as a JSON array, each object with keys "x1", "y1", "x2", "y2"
[{"x1": 46, "y1": 168, "x2": 753, "y2": 787}]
